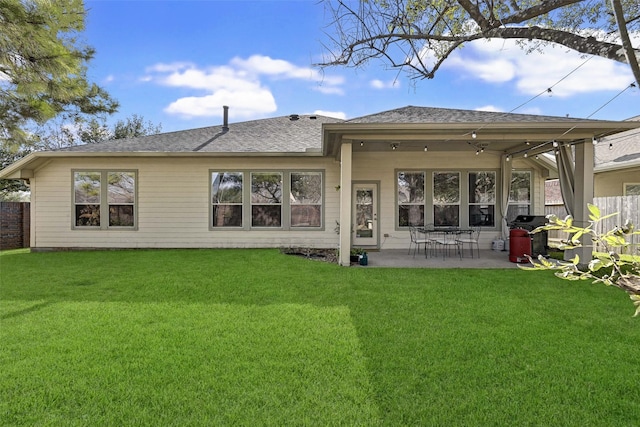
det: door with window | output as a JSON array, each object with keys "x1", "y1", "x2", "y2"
[{"x1": 352, "y1": 183, "x2": 378, "y2": 247}]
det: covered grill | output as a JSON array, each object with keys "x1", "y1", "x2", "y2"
[{"x1": 509, "y1": 215, "x2": 548, "y2": 257}]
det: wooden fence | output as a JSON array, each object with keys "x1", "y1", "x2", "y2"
[
  {"x1": 544, "y1": 195, "x2": 640, "y2": 252},
  {"x1": 1, "y1": 202, "x2": 30, "y2": 250}
]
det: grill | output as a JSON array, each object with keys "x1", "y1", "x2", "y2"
[{"x1": 509, "y1": 215, "x2": 548, "y2": 257}]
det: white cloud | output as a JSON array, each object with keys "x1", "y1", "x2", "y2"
[
  {"x1": 444, "y1": 38, "x2": 634, "y2": 97},
  {"x1": 370, "y1": 79, "x2": 400, "y2": 89},
  {"x1": 474, "y1": 105, "x2": 503, "y2": 112},
  {"x1": 145, "y1": 55, "x2": 345, "y2": 119},
  {"x1": 313, "y1": 110, "x2": 347, "y2": 120}
]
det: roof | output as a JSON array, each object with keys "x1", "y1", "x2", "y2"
[
  {"x1": 345, "y1": 105, "x2": 599, "y2": 124},
  {"x1": 2, "y1": 105, "x2": 639, "y2": 180},
  {"x1": 594, "y1": 116, "x2": 640, "y2": 173},
  {"x1": 58, "y1": 114, "x2": 343, "y2": 154}
]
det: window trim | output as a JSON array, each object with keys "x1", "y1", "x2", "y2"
[
  {"x1": 209, "y1": 169, "x2": 325, "y2": 231},
  {"x1": 72, "y1": 169, "x2": 138, "y2": 231}
]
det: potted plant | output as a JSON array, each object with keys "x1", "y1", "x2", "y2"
[{"x1": 350, "y1": 247, "x2": 366, "y2": 264}]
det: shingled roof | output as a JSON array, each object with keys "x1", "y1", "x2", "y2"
[
  {"x1": 595, "y1": 116, "x2": 640, "y2": 172},
  {"x1": 345, "y1": 105, "x2": 600, "y2": 124},
  {"x1": 58, "y1": 114, "x2": 343, "y2": 154}
]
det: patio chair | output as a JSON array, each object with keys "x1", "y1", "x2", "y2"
[
  {"x1": 433, "y1": 230, "x2": 462, "y2": 260},
  {"x1": 456, "y1": 227, "x2": 481, "y2": 258},
  {"x1": 408, "y1": 226, "x2": 430, "y2": 257}
]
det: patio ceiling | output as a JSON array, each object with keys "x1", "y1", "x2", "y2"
[{"x1": 322, "y1": 121, "x2": 640, "y2": 158}]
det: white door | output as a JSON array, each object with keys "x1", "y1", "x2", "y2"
[{"x1": 352, "y1": 183, "x2": 378, "y2": 247}]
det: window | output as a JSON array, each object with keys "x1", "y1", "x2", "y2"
[
  {"x1": 212, "y1": 172, "x2": 243, "y2": 227},
  {"x1": 290, "y1": 172, "x2": 322, "y2": 227},
  {"x1": 624, "y1": 183, "x2": 640, "y2": 196},
  {"x1": 251, "y1": 172, "x2": 283, "y2": 227},
  {"x1": 398, "y1": 171, "x2": 425, "y2": 227},
  {"x1": 433, "y1": 172, "x2": 459, "y2": 226},
  {"x1": 108, "y1": 172, "x2": 135, "y2": 226},
  {"x1": 508, "y1": 171, "x2": 531, "y2": 222},
  {"x1": 74, "y1": 170, "x2": 136, "y2": 229},
  {"x1": 469, "y1": 171, "x2": 496, "y2": 227},
  {"x1": 74, "y1": 172, "x2": 101, "y2": 226},
  {"x1": 211, "y1": 170, "x2": 323, "y2": 230}
]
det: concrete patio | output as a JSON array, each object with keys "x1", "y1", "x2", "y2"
[{"x1": 359, "y1": 248, "x2": 526, "y2": 268}]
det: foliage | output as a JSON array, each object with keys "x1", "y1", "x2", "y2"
[
  {"x1": 522, "y1": 203, "x2": 640, "y2": 316},
  {"x1": 0, "y1": 0, "x2": 118, "y2": 148},
  {"x1": 1, "y1": 249, "x2": 639, "y2": 425},
  {"x1": 321, "y1": 0, "x2": 640, "y2": 85},
  {"x1": 0, "y1": 146, "x2": 30, "y2": 198}
]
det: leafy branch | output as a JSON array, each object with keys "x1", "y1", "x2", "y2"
[{"x1": 521, "y1": 204, "x2": 640, "y2": 316}]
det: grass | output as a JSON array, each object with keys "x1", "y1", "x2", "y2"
[{"x1": 1, "y1": 248, "x2": 639, "y2": 426}]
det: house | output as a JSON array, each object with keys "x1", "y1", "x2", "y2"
[
  {"x1": 2, "y1": 106, "x2": 638, "y2": 265},
  {"x1": 593, "y1": 116, "x2": 640, "y2": 196}
]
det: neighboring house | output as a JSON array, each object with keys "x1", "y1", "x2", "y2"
[
  {"x1": 1, "y1": 106, "x2": 637, "y2": 265},
  {"x1": 594, "y1": 115, "x2": 640, "y2": 197}
]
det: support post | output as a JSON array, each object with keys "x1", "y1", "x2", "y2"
[
  {"x1": 339, "y1": 141, "x2": 353, "y2": 266},
  {"x1": 571, "y1": 140, "x2": 595, "y2": 265}
]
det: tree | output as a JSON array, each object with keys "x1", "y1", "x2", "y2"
[
  {"x1": 0, "y1": 115, "x2": 162, "y2": 200},
  {"x1": 522, "y1": 204, "x2": 640, "y2": 316},
  {"x1": 0, "y1": 0, "x2": 118, "y2": 148},
  {"x1": 320, "y1": 0, "x2": 640, "y2": 86}
]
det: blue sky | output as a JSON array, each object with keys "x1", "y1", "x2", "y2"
[{"x1": 84, "y1": 0, "x2": 638, "y2": 133}]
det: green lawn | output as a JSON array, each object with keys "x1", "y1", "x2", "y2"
[{"x1": 1, "y1": 249, "x2": 638, "y2": 426}]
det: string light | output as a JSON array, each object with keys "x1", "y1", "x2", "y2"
[
  {"x1": 471, "y1": 131, "x2": 477, "y2": 139},
  {"x1": 423, "y1": 145, "x2": 428, "y2": 152},
  {"x1": 609, "y1": 143, "x2": 613, "y2": 150}
]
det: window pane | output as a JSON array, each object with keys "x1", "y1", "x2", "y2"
[
  {"x1": 399, "y1": 205, "x2": 425, "y2": 227},
  {"x1": 507, "y1": 205, "x2": 530, "y2": 223},
  {"x1": 469, "y1": 205, "x2": 495, "y2": 227},
  {"x1": 212, "y1": 172, "x2": 243, "y2": 203},
  {"x1": 251, "y1": 173, "x2": 282, "y2": 204},
  {"x1": 509, "y1": 171, "x2": 531, "y2": 203},
  {"x1": 398, "y1": 172, "x2": 425, "y2": 203},
  {"x1": 252, "y1": 205, "x2": 282, "y2": 227},
  {"x1": 76, "y1": 205, "x2": 100, "y2": 226},
  {"x1": 625, "y1": 184, "x2": 640, "y2": 196},
  {"x1": 213, "y1": 205, "x2": 243, "y2": 227},
  {"x1": 433, "y1": 172, "x2": 459, "y2": 204},
  {"x1": 434, "y1": 205, "x2": 459, "y2": 226},
  {"x1": 108, "y1": 172, "x2": 135, "y2": 204},
  {"x1": 109, "y1": 205, "x2": 134, "y2": 226},
  {"x1": 469, "y1": 171, "x2": 496, "y2": 204},
  {"x1": 75, "y1": 172, "x2": 101, "y2": 203},
  {"x1": 291, "y1": 205, "x2": 321, "y2": 227},
  {"x1": 291, "y1": 172, "x2": 321, "y2": 204}
]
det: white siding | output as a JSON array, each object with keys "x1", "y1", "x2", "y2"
[
  {"x1": 31, "y1": 156, "x2": 341, "y2": 250},
  {"x1": 30, "y1": 152, "x2": 547, "y2": 251}
]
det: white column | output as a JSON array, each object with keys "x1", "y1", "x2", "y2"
[
  {"x1": 339, "y1": 141, "x2": 353, "y2": 266},
  {"x1": 571, "y1": 140, "x2": 595, "y2": 265}
]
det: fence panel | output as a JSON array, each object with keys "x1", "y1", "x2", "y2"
[
  {"x1": 592, "y1": 196, "x2": 640, "y2": 253},
  {"x1": 1, "y1": 202, "x2": 30, "y2": 250}
]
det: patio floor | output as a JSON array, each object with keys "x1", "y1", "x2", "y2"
[{"x1": 359, "y1": 248, "x2": 525, "y2": 268}]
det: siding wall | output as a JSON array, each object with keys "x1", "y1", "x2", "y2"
[
  {"x1": 30, "y1": 153, "x2": 547, "y2": 251},
  {"x1": 595, "y1": 168, "x2": 640, "y2": 197}
]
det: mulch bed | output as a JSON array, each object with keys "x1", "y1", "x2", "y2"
[{"x1": 280, "y1": 247, "x2": 338, "y2": 264}]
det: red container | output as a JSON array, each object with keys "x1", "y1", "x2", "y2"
[{"x1": 509, "y1": 228, "x2": 531, "y2": 263}]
